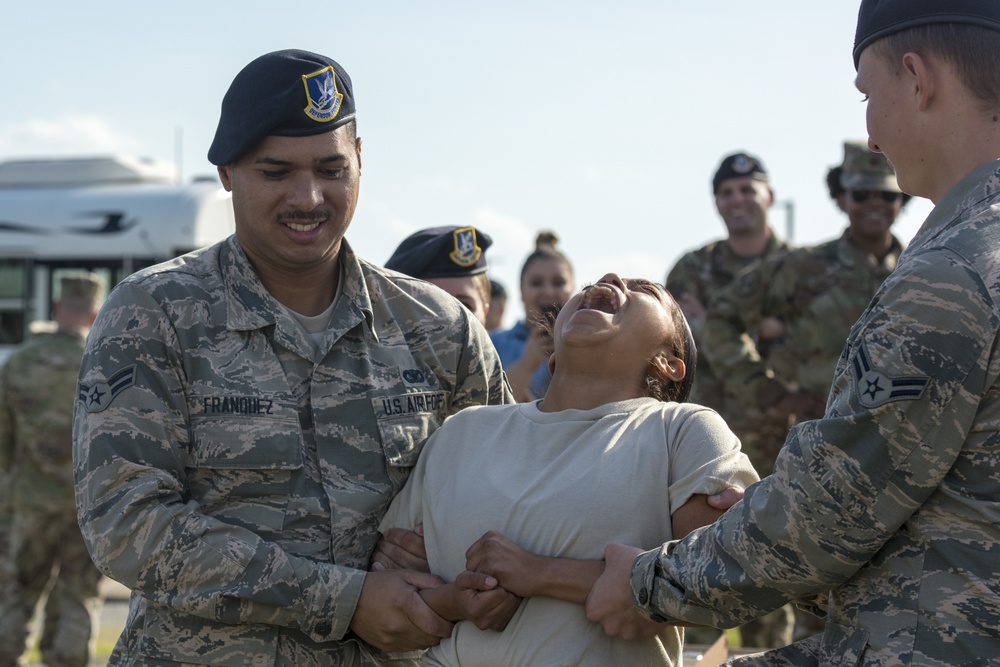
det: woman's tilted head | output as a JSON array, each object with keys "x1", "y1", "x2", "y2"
[{"x1": 549, "y1": 274, "x2": 697, "y2": 403}]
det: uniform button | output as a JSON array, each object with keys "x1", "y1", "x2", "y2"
[
  {"x1": 315, "y1": 621, "x2": 333, "y2": 637},
  {"x1": 638, "y1": 588, "x2": 649, "y2": 605}
]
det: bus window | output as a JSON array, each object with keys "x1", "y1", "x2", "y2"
[{"x1": 0, "y1": 259, "x2": 30, "y2": 345}]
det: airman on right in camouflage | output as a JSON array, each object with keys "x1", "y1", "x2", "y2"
[{"x1": 587, "y1": 1, "x2": 1000, "y2": 664}]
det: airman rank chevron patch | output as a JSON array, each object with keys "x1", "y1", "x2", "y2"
[
  {"x1": 78, "y1": 365, "x2": 136, "y2": 413},
  {"x1": 851, "y1": 344, "x2": 928, "y2": 409}
]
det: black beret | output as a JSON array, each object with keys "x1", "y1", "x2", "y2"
[
  {"x1": 208, "y1": 49, "x2": 356, "y2": 166},
  {"x1": 712, "y1": 152, "x2": 768, "y2": 194},
  {"x1": 854, "y1": 0, "x2": 1000, "y2": 68},
  {"x1": 385, "y1": 226, "x2": 493, "y2": 279}
]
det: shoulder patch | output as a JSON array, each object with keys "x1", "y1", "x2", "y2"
[
  {"x1": 78, "y1": 365, "x2": 136, "y2": 413},
  {"x1": 851, "y1": 344, "x2": 928, "y2": 408}
]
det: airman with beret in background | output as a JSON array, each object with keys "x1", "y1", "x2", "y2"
[
  {"x1": 664, "y1": 151, "x2": 792, "y2": 442},
  {"x1": 0, "y1": 273, "x2": 105, "y2": 667},
  {"x1": 73, "y1": 50, "x2": 514, "y2": 667},
  {"x1": 385, "y1": 226, "x2": 493, "y2": 327},
  {"x1": 588, "y1": 2, "x2": 1000, "y2": 663}
]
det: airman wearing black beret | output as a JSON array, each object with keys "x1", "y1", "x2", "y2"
[
  {"x1": 73, "y1": 47, "x2": 514, "y2": 667},
  {"x1": 208, "y1": 49, "x2": 356, "y2": 166},
  {"x1": 386, "y1": 226, "x2": 493, "y2": 325},
  {"x1": 711, "y1": 151, "x2": 768, "y2": 195}
]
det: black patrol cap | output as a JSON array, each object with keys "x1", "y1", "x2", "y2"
[
  {"x1": 208, "y1": 49, "x2": 356, "y2": 166},
  {"x1": 385, "y1": 226, "x2": 493, "y2": 279},
  {"x1": 854, "y1": 0, "x2": 1000, "y2": 68},
  {"x1": 712, "y1": 152, "x2": 768, "y2": 194}
]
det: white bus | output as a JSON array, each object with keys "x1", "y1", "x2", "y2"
[{"x1": 0, "y1": 155, "x2": 235, "y2": 360}]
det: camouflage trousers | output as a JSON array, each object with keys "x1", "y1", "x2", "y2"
[{"x1": 0, "y1": 506, "x2": 103, "y2": 667}]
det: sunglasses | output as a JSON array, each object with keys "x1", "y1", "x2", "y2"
[{"x1": 850, "y1": 190, "x2": 901, "y2": 204}]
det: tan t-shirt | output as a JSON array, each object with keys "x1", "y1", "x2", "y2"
[{"x1": 380, "y1": 397, "x2": 759, "y2": 667}]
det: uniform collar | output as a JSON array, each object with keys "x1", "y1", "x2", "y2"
[
  {"x1": 714, "y1": 226, "x2": 785, "y2": 265},
  {"x1": 220, "y1": 235, "x2": 376, "y2": 339},
  {"x1": 837, "y1": 229, "x2": 903, "y2": 271},
  {"x1": 904, "y1": 159, "x2": 1000, "y2": 259}
]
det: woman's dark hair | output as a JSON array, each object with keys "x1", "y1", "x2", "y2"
[
  {"x1": 826, "y1": 166, "x2": 846, "y2": 200},
  {"x1": 647, "y1": 284, "x2": 697, "y2": 404},
  {"x1": 520, "y1": 231, "x2": 573, "y2": 284}
]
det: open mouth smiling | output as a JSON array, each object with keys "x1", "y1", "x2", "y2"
[
  {"x1": 285, "y1": 220, "x2": 321, "y2": 232},
  {"x1": 279, "y1": 212, "x2": 329, "y2": 232}
]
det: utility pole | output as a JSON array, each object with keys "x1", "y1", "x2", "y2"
[{"x1": 774, "y1": 199, "x2": 795, "y2": 242}]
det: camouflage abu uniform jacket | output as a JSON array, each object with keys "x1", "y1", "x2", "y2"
[
  {"x1": 630, "y1": 159, "x2": 1000, "y2": 665},
  {"x1": 665, "y1": 231, "x2": 791, "y2": 414},
  {"x1": 73, "y1": 236, "x2": 512, "y2": 667},
  {"x1": 700, "y1": 231, "x2": 903, "y2": 475}
]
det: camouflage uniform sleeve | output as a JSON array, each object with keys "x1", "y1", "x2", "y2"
[
  {"x1": 73, "y1": 284, "x2": 364, "y2": 643},
  {"x1": 451, "y1": 309, "x2": 514, "y2": 410},
  {"x1": 701, "y1": 259, "x2": 789, "y2": 410},
  {"x1": 665, "y1": 255, "x2": 697, "y2": 300},
  {"x1": 629, "y1": 245, "x2": 997, "y2": 628}
]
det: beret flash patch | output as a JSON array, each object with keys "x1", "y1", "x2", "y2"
[
  {"x1": 449, "y1": 227, "x2": 482, "y2": 268},
  {"x1": 302, "y1": 66, "x2": 343, "y2": 122}
]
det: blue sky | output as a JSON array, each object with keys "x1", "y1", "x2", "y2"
[{"x1": 1, "y1": 1, "x2": 934, "y2": 326}]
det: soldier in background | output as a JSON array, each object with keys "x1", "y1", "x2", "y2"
[
  {"x1": 665, "y1": 152, "x2": 794, "y2": 650},
  {"x1": 385, "y1": 226, "x2": 494, "y2": 327},
  {"x1": 665, "y1": 152, "x2": 793, "y2": 467},
  {"x1": 0, "y1": 274, "x2": 105, "y2": 667},
  {"x1": 702, "y1": 141, "x2": 907, "y2": 479}
]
